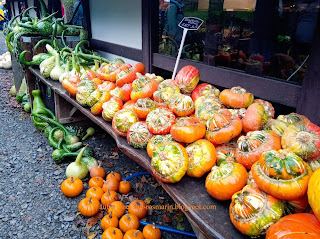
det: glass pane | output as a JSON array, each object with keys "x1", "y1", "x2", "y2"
[{"x1": 158, "y1": 0, "x2": 319, "y2": 84}]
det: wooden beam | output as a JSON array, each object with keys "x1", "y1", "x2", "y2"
[
  {"x1": 91, "y1": 39, "x2": 143, "y2": 62},
  {"x1": 82, "y1": 0, "x2": 92, "y2": 39},
  {"x1": 153, "y1": 53, "x2": 302, "y2": 107},
  {"x1": 296, "y1": 14, "x2": 320, "y2": 125}
]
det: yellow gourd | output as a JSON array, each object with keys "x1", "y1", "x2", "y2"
[{"x1": 308, "y1": 168, "x2": 320, "y2": 221}]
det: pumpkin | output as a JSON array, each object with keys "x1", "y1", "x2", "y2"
[
  {"x1": 102, "y1": 96, "x2": 123, "y2": 121},
  {"x1": 174, "y1": 65, "x2": 200, "y2": 94},
  {"x1": 168, "y1": 93, "x2": 194, "y2": 117},
  {"x1": 236, "y1": 130, "x2": 281, "y2": 170},
  {"x1": 281, "y1": 122, "x2": 320, "y2": 161},
  {"x1": 112, "y1": 109, "x2": 138, "y2": 137},
  {"x1": 96, "y1": 61, "x2": 130, "y2": 82},
  {"x1": 103, "y1": 178, "x2": 120, "y2": 192},
  {"x1": 133, "y1": 98, "x2": 157, "y2": 119},
  {"x1": 266, "y1": 213, "x2": 320, "y2": 239},
  {"x1": 119, "y1": 214, "x2": 140, "y2": 233},
  {"x1": 127, "y1": 121, "x2": 153, "y2": 148},
  {"x1": 78, "y1": 197, "x2": 100, "y2": 217},
  {"x1": 215, "y1": 144, "x2": 237, "y2": 166},
  {"x1": 263, "y1": 119, "x2": 288, "y2": 136},
  {"x1": 143, "y1": 224, "x2": 161, "y2": 239},
  {"x1": 119, "y1": 180, "x2": 131, "y2": 194},
  {"x1": 205, "y1": 162, "x2": 247, "y2": 200},
  {"x1": 101, "y1": 189, "x2": 119, "y2": 206},
  {"x1": 308, "y1": 158, "x2": 320, "y2": 171},
  {"x1": 116, "y1": 68, "x2": 137, "y2": 88},
  {"x1": 124, "y1": 230, "x2": 144, "y2": 239},
  {"x1": 151, "y1": 142, "x2": 189, "y2": 183},
  {"x1": 127, "y1": 200, "x2": 147, "y2": 219},
  {"x1": 229, "y1": 185, "x2": 284, "y2": 237},
  {"x1": 170, "y1": 117, "x2": 206, "y2": 143},
  {"x1": 130, "y1": 76, "x2": 159, "y2": 101},
  {"x1": 86, "y1": 89, "x2": 104, "y2": 107},
  {"x1": 251, "y1": 149, "x2": 313, "y2": 200},
  {"x1": 186, "y1": 139, "x2": 216, "y2": 177},
  {"x1": 119, "y1": 83, "x2": 133, "y2": 102},
  {"x1": 277, "y1": 112, "x2": 310, "y2": 125},
  {"x1": 98, "y1": 81, "x2": 116, "y2": 92},
  {"x1": 308, "y1": 168, "x2": 320, "y2": 221},
  {"x1": 123, "y1": 100, "x2": 136, "y2": 112},
  {"x1": 86, "y1": 187, "x2": 104, "y2": 201},
  {"x1": 153, "y1": 85, "x2": 180, "y2": 104},
  {"x1": 219, "y1": 86, "x2": 254, "y2": 108},
  {"x1": 102, "y1": 227, "x2": 123, "y2": 239},
  {"x1": 229, "y1": 108, "x2": 247, "y2": 121},
  {"x1": 194, "y1": 95, "x2": 223, "y2": 110},
  {"x1": 90, "y1": 162, "x2": 106, "y2": 178},
  {"x1": 195, "y1": 99, "x2": 223, "y2": 124},
  {"x1": 108, "y1": 201, "x2": 126, "y2": 218},
  {"x1": 247, "y1": 170, "x2": 257, "y2": 187},
  {"x1": 253, "y1": 99, "x2": 275, "y2": 119},
  {"x1": 91, "y1": 91, "x2": 111, "y2": 115},
  {"x1": 146, "y1": 108, "x2": 176, "y2": 135},
  {"x1": 61, "y1": 177, "x2": 83, "y2": 197},
  {"x1": 242, "y1": 102, "x2": 270, "y2": 133},
  {"x1": 191, "y1": 83, "x2": 220, "y2": 102},
  {"x1": 107, "y1": 172, "x2": 122, "y2": 182},
  {"x1": 89, "y1": 176, "x2": 104, "y2": 188},
  {"x1": 101, "y1": 212, "x2": 119, "y2": 231},
  {"x1": 76, "y1": 80, "x2": 95, "y2": 106},
  {"x1": 205, "y1": 109, "x2": 243, "y2": 145},
  {"x1": 110, "y1": 87, "x2": 122, "y2": 98},
  {"x1": 284, "y1": 194, "x2": 310, "y2": 215},
  {"x1": 147, "y1": 134, "x2": 175, "y2": 158}
]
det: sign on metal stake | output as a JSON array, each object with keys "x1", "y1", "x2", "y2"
[{"x1": 172, "y1": 17, "x2": 204, "y2": 80}]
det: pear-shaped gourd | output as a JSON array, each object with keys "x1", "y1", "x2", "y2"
[
  {"x1": 50, "y1": 53, "x2": 64, "y2": 81},
  {"x1": 66, "y1": 147, "x2": 88, "y2": 180}
]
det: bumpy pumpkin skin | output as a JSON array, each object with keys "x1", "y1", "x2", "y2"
[
  {"x1": 174, "y1": 65, "x2": 200, "y2": 94},
  {"x1": 146, "y1": 108, "x2": 176, "y2": 135},
  {"x1": 284, "y1": 194, "x2": 310, "y2": 215},
  {"x1": 151, "y1": 142, "x2": 189, "y2": 183},
  {"x1": 127, "y1": 122, "x2": 153, "y2": 149},
  {"x1": 205, "y1": 109, "x2": 243, "y2": 145},
  {"x1": 252, "y1": 149, "x2": 313, "y2": 200},
  {"x1": 186, "y1": 139, "x2": 216, "y2": 178},
  {"x1": 266, "y1": 213, "x2": 320, "y2": 239},
  {"x1": 277, "y1": 113, "x2": 310, "y2": 126},
  {"x1": 215, "y1": 144, "x2": 237, "y2": 166},
  {"x1": 133, "y1": 98, "x2": 157, "y2": 119},
  {"x1": 153, "y1": 85, "x2": 180, "y2": 104},
  {"x1": 102, "y1": 97, "x2": 123, "y2": 122},
  {"x1": 168, "y1": 93, "x2": 195, "y2": 117},
  {"x1": 263, "y1": 119, "x2": 288, "y2": 136},
  {"x1": 236, "y1": 131, "x2": 281, "y2": 170},
  {"x1": 206, "y1": 162, "x2": 247, "y2": 200},
  {"x1": 253, "y1": 99, "x2": 275, "y2": 119},
  {"x1": 147, "y1": 134, "x2": 175, "y2": 158},
  {"x1": 195, "y1": 100, "x2": 223, "y2": 124},
  {"x1": 308, "y1": 168, "x2": 320, "y2": 221},
  {"x1": 229, "y1": 185, "x2": 284, "y2": 237},
  {"x1": 170, "y1": 117, "x2": 206, "y2": 143},
  {"x1": 242, "y1": 103, "x2": 269, "y2": 133},
  {"x1": 219, "y1": 86, "x2": 254, "y2": 108},
  {"x1": 112, "y1": 109, "x2": 138, "y2": 137},
  {"x1": 281, "y1": 123, "x2": 320, "y2": 161},
  {"x1": 191, "y1": 83, "x2": 220, "y2": 102}
]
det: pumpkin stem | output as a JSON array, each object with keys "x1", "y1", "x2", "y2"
[
  {"x1": 134, "y1": 230, "x2": 140, "y2": 236},
  {"x1": 136, "y1": 201, "x2": 140, "y2": 206},
  {"x1": 93, "y1": 187, "x2": 97, "y2": 191},
  {"x1": 112, "y1": 228, "x2": 116, "y2": 235},
  {"x1": 88, "y1": 196, "x2": 92, "y2": 204},
  {"x1": 153, "y1": 222, "x2": 156, "y2": 229},
  {"x1": 98, "y1": 161, "x2": 102, "y2": 168},
  {"x1": 109, "y1": 211, "x2": 112, "y2": 219},
  {"x1": 70, "y1": 177, "x2": 74, "y2": 183},
  {"x1": 107, "y1": 189, "x2": 110, "y2": 195},
  {"x1": 127, "y1": 214, "x2": 131, "y2": 220}
]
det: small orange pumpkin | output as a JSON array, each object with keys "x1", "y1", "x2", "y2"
[
  {"x1": 143, "y1": 224, "x2": 161, "y2": 239},
  {"x1": 107, "y1": 172, "x2": 122, "y2": 182},
  {"x1": 123, "y1": 230, "x2": 144, "y2": 239},
  {"x1": 119, "y1": 181, "x2": 131, "y2": 194},
  {"x1": 61, "y1": 177, "x2": 83, "y2": 197},
  {"x1": 170, "y1": 117, "x2": 206, "y2": 143},
  {"x1": 102, "y1": 227, "x2": 123, "y2": 239},
  {"x1": 78, "y1": 197, "x2": 100, "y2": 217},
  {"x1": 90, "y1": 162, "x2": 106, "y2": 178},
  {"x1": 119, "y1": 214, "x2": 140, "y2": 233},
  {"x1": 108, "y1": 201, "x2": 126, "y2": 218},
  {"x1": 86, "y1": 187, "x2": 104, "y2": 201},
  {"x1": 128, "y1": 200, "x2": 148, "y2": 219},
  {"x1": 103, "y1": 178, "x2": 120, "y2": 192},
  {"x1": 88, "y1": 176, "x2": 104, "y2": 188},
  {"x1": 101, "y1": 212, "x2": 119, "y2": 231},
  {"x1": 219, "y1": 86, "x2": 254, "y2": 108},
  {"x1": 101, "y1": 189, "x2": 119, "y2": 206}
]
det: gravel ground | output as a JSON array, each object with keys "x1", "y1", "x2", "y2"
[{"x1": 0, "y1": 35, "x2": 195, "y2": 239}]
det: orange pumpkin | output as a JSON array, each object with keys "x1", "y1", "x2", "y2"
[
  {"x1": 235, "y1": 130, "x2": 281, "y2": 170},
  {"x1": 107, "y1": 172, "x2": 122, "y2": 182},
  {"x1": 146, "y1": 134, "x2": 175, "y2": 158},
  {"x1": 102, "y1": 96, "x2": 123, "y2": 122},
  {"x1": 61, "y1": 177, "x2": 83, "y2": 197},
  {"x1": 128, "y1": 200, "x2": 148, "y2": 219},
  {"x1": 131, "y1": 76, "x2": 159, "y2": 102},
  {"x1": 102, "y1": 178, "x2": 120, "y2": 192},
  {"x1": 89, "y1": 176, "x2": 104, "y2": 188},
  {"x1": 205, "y1": 162, "x2": 247, "y2": 200},
  {"x1": 186, "y1": 139, "x2": 216, "y2": 178},
  {"x1": 108, "y1": 201, "x2": 126, "y2": 218},
  {"x1": 101, "y1": 189, "x2": 119, "y2": 206},
  {"x1": 219, "y1": 86, "x2": 254, "y2": 108},
  {"x1": 284, "y1": 194, "x2": 310, "y2": 215},
  {"x1": 242, "y1": 102, "x2": 270, "y2": 133},
  {"x1": 168, "y1": 93, "x2": 194, "y2": 117},
  {"x1": 101, "y1": 212, "x2": 119, "y2": 231},
  {"x1": 123, "y1": 230, "x2": 144, "y2": 239},
  {"x1": 215, "y1": 144, "x2": 237, "y2": 166},
  {"x1": 170, "y1": 117, "x2": 205, "y2": 143},
  {"x1": 174, "y1": 65, "x2": 200, "y2": 94},
  {"x1": 205, "y1": 109, "x2": 242, "y2": 145},
  {"x1": 119, "y1": 180, "x2": 131, "y2": 194},
  {"x1": 229, "y1": 185, "x2": 284, "y2": 237},
  {"x1": 86, "y1": 187, "x2": 104, "y2": 201},
  {"x1": 112, "y1": 109, "x2": 138, "y2": 137},
  {"x1": 143, "y1": 224, "x2": 161, "y2": 239},
  {"x1": 146, "y1": 108, "x2": 176, "y2": 135},
  {"x1": 102, "y1": 227, "x2": 123, "y2": 239},
  {"x1": 78, "y1": 197, "x2": 100, "y2": 217},
  {"x1": 253, "y1": 99, "x2": 275, "y2": 119},
  {"x1": 251, "y1": 149, "x2": 313, "y2": 200},
  {"x1": 266, "y1": 213, "x2": 320, "y2": 239},
  {"x1": 133, "y1": 98, "x2": 157, "y2": 119},
  {"x1": 119, "y1": 214, "x2": 140, "y2": 233},
  {"x1": 191, "y1": 83, "x2": 220, "y2": 102}
]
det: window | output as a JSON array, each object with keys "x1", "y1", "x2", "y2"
[{"x1": 158, "y1": 0, "x2": 319, "y2": 84}]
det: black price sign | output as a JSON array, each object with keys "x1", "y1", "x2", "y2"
[{"x1": 178, "y1": 17, "x2": 204, "y2": 30}]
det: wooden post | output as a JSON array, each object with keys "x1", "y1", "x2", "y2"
[{"x1": 296, "y1": 15, "x2": 320, "y2": 125}]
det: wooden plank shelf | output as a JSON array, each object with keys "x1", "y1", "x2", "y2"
[{"x1": 28, "y1": 67, "x2": 250, "y2": 239}]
